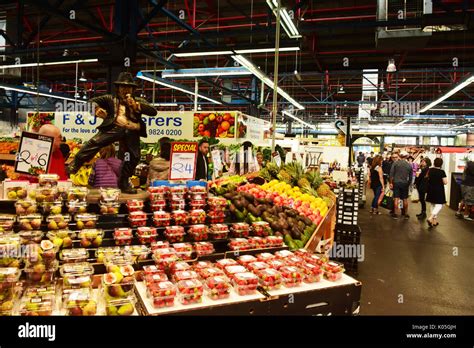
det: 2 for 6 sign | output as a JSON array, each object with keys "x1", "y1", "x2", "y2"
[{"x1": 15, "y1": 132, "x2": 54, "y2": 176}]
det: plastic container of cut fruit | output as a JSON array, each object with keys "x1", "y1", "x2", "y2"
[
  {"x1": 207, "y1": 197, "x2": 227, "y2": 210},
  {"x1": 136, "y1": 227, "x2": 157, "y2": 244},
  {"x1": 164, "y1": 226, "x2": 185, "y2": 243},
  {"x1": 19, "y1": 294, "x2": 55, "y2": 316},
  {"x1": 99, "y1": 188, "x2": 121, "y2": 202},
  {"x1": 59, "y1": 248, "x2": 88, "y2": 263},
  {"x1": 45, "y1": 214, "x2": 70, "y2": 231},
  {"x1": 38, "y1": 174, "x2": 59, "y2": 187},
  {"x1": 231, "y1": 223, "x2": 250, "y2": 238},
  {"x1": 171, "y1": 210, "x2": 188, "y2": 225},
  {"x1": 209, "y1": 224, "x2": 229, "y2": 240},
  {"x1": 24, "y1": 260, "x2": 59, "y2": 283},
  {"x1": 189, "y1": 209, "x2": 206, "y2": 225},
  {"x1": 265, "y1": 236, "x2": 284, "y2": 247},
  {"x1": 152, "y1": 211, "x2": 171, "y2": 227},
  {"x1": 67, "y1": 187, "x2": 88, "y2": 202},
  {"x1": 188, "y1": 225, "x2": 208, "y2": 241},
  {"x1": 258, "y1": 268, "x2": 283, "y2": 290},
  {"x1": 148, "y1": 185, "x2": 170, "y2": 195},
  {"x1": 78, "y1": 229, "x2": 104, "y2": 248},
  {"x1": 63, "y1": 288, "x2": 97, "y2": 316},
  {"x1": 18, "y1": 230, "x2": 44, "y2": 245},
  {"x1": 251, "y1": 221, "x2": 272, "y2": 237},
  {"x1": 170, "y1": 193, "x2": 186, "y2": 203},
  {"x1": 232, "y1": 272, "x2": 259, "y2": 296},
  {"x1": 294, "y1": 248, "x2": 311, "y2": 258},
  {"x1": 23, "y1": 241, "x2": 58, "y2": 266},
  {"x1": 105, "y1": 297, "x2": 135, "y2": 316},
  {"x1": 150, "y1": 199, "x2": 167, "y2": 211},
  {"x1": 75, "y1": 213, "x2": 98, "y2": 230},
  {"x1": 150, "y1": 240, "x2": 170, "y2": 251},
  {"x1": 193, "y1": 260, "x2": 213, "y2": 271},
  {"x1": 228, "y1": 238, "x2": 251, "y2": 251},
  {"x1": 197, "y1": 267, "x2": 225, "y2": 280},
  {"x1": 128, "y1": 211, "x2": 147, "y2": 227},
  {"x1": 102, "y1": 270, "x2": 135, "y2": 299},
  {"x1": 224, "y1": 265, "x2": 247, "y2": 279},
  {"x1": 152, "y1": 248, "x2": 177, "y2": 262},
  {"x1": 177, "y1": 279, "x2": 204, "y2": 305},
  {"x1": 206, "y1": 276, "x2": 231, "y2": 300},
  {"x1": 189, "y1": 198, "x2": 206, "y2": 210},
  {"x1": 148, "y1": 281, "x2": 176, "y2": 308},
  {"x1": 60, "y1": 262, "x2": 94, "y2": 289},
  {"x1": 300, "y1": 262, "x2": 323, "y2": 283},
  {"x1": 113, "y1": 228, "x2": 133, "y2": 246},
  {"x1": 208, "y1": 211, "x2": 225, "y2": 224},
  {"x1": 247, "y1": 261, "x2": 269, "y2": 274},
  {"x1": 275, "y1": 250, "x2": 295, "y2": 259},
  {"x1": 248, "y1": 236, "x2": 268, "y2": 249},
  {"x1": 173, "y1": 270, "x2": 199, "y2": 282},
  {"x1": 194, "y1": 242, "x2": 214, "y2": 256},
  {"x1": 280, "y1": 266, "x2": 303, "y2": 287},
  {"x1": 124, "y1": 245, "x2": 150, "y2": 262},
  {"x1": 68, "y1": 201, "x2": 88, "y2": 215},
  {"x1": 170, "y1": 185, "x2": 187, "y2": 195},
  {"x1": 15, "y1": 200, "x2": 37, "y2": 215},
  {"x1": 189, "y1": 185, "x2": 207, "y2": 194},
  {"x1": 284, "y1": 256, "x2": 305, "y2": 267},
  {"x1": 0, "y1": 267, "x2": 21, "y2": 284},
  {"x1": 256, "y1": 252, "x2": 275, "y2": 262},
  {"x1": 305, "y1": 253, "x2": 328, "y2": 266},
  {"x1": 237, "y1": 255, "x2": 257, "y2": 267},
  {"x1": 126, "y1": 199, "x2": 144, "y2": 213},
  {"x1": 266, "y1": 259, "x2": 286, "y2": 270},
  {"x1": 96, "y1": 246, "x2": 122, "y2": 263},
  {"x1": 169, "y1": 261, "x2": 191, "y2": 274},
  {"x1": 39, "y1": 201, "x2": 63, "y2": 215},
  {"x1": 323, "y1": 261, "x2": 345, "y2": 282},
  {"x1": 6, "y1": 186, "x2": 28, "y2": 199},
  {"x1": 0, "y1": 214, "x2": 17, "y2": 232},
  {"x1": 144, "y1": 273, "x2": 169, "y2": 287},
  {"x1": 143, "y1": 265, "x2": 165, "y2": 277},
  {"x1": 34, "y1": 187, "x2": 60, "y2": 203},
  {"x1": 216, "y1": 258, "x2": 238, "y2": 270},
  {"x1": 99, "y1": 201, "x2": 120, "y2": 215}
]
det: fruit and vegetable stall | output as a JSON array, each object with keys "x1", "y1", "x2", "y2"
[{"x1": 0, "y1": 172, "x2": 360, "y2": 316}]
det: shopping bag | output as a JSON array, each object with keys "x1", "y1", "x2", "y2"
[
  {"x1": 410, "y1": 188, "x2": 419, "y2": 203},
  {"x1": 380, "y1": 188, "x2": 394, "y2": 210}
]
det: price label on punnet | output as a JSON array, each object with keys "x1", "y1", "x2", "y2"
[
  {"x1": 14, "y1": 131, "x2": 54, "y2": 176},
  {"x1": 169, "y1": 141, "x2": 198, "y2": 181}
]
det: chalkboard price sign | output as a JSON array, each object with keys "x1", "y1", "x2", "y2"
[{"x1": 14, "y1": 131, "x2": 54, "y2": 176}]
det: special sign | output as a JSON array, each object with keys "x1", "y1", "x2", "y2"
[
  {"x1": 15, "y1": 131, "x2": 54, "y2": 176},
  {"x1": 169, "y1": 141, "x2": 198, "y2": 181}
]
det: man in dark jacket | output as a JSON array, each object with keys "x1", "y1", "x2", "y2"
[
  {"x1": 356, "y1": 152, "x2": 365, "y2": 167},
  {"x1": 195, "y1": 139, "x2": 209, "y2": 180},
  {"x1": 67, "y1": 72, "x2": 157, "y2": 193}
]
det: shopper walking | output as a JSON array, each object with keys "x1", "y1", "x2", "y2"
[
  {"x1": 367, "y1": 152, "x2": 374, "y2": 166},
  {"x1": 414, "y1": 157, "x2": 431, "y2": 219},
  {"x1": 456, "y1": 160, "x2": 474, "y2": 221},
  {"x1": 389, "y1": 151, "x2": 413, "y2": 219},
  {"x1": 426, "y1": 158, "x2": 448, "y2": 227},
  {"x1": 367, "y1": 155, "x2": 384, "y2": 214}
]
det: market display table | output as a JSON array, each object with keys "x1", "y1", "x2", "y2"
[{"x1": 135, "y1": 274, "x2": 361, "y2": 316}]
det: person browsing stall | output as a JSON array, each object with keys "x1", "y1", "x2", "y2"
[
  {"x1": 38, "y1": 124, "x2": 67, "y2": 180},
  {"x1": 195, "y1": 139, "x2": 209, "y2": 180}
]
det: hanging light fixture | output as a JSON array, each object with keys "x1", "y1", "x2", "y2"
[
  {"x1": 338, "y1": 86, "x2": 345, "y2": 94},
  {"x1": 79, "y1": 71, "x2": 87, "y2": 82},
  {"x1": 386, "y1": 58, "x2": 397, "y2": 72}
]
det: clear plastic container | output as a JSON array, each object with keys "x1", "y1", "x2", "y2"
[
  {"x1": 75, "y1": 213, "x2": 98, "y2": 230},
  {"x1": 252, "y1": 221, "x2": 272, "y2": 237},
  {"x1": 284, "y1": 256, "x2": 305, "y2": 267},
  {"x1": 35, "y1": 187, "x2": 60, "y2": 203},
  {"x1": 38, "y1": 174, "x2": 59, "y2": 187},
  {"x1": 189, "y1": 198, "x2": 206, "y2": 210},
  {"x1": 231, "y1": 223, "x2": 250, "y2": 238},
  {"x1": 206, "y1": 276, "x2": 231, "y2": 300},
  {"x1": 99, "y1": 188, "x2": 121, "y2": 202},
  {"x1": 0, "y1": 267, "x2": 20, "y2": 314},
  {"x1": 294, "y1": 248, "x2": 311, "y2": 258},
  {"x1": 207, "y1": 197, "x2": 227, "y2": 209},
  {"x1": 192, "y1": 260, "x2": 213, "y2": 271},
  {"x1": 305, "y1": 253, "x2": 328, "y2": 267},
  {"x1": 18, "y1": 230, "x2": 44, "y2": 245},
  {"x1": 256, "y1": 252, "x2": 276, "y2": 262},
  {"x1": 126, "y1": 199, "x2": 144, "y2": 212},
  {"x1": 189, "y1": 185, "x2": 207, "y2": 194},
  {"x1": 189, "y1": 209, "x2": 206, "y2": 224},
  {"x1": 136, "y1": 227, "x2": 157, "y2": 244},
  {"x1": 38, "y1": 201, "x2": 63, "y2": 215},
  {"x1": 301, "y1": 262, "x2": 323, "y2": 283},
  {"x1": 248, "y1": 236, "x2": 268, "y2": 249},
  {"x1": 6, "y1": 186, "x2": 28, "y2": 199},
  {"x1": 232, "y1": 272, "x2": 259, "y2": 295},
  {"x1": 197, "y1": 267, "x2": 225, "y2": 280},
  {"x1": 177, "y1": 279, "x2": 203, "y2": 305},
  {"x1": 153, "y1": 211, "x2": 171, "y2": 227},
  {"x1": 123, "y1": 245, "x2": 150, "y2": 262},
  {"x1": 208, "y1": 210, "x2": 225, "y2": 223},
  {"x1": 173, "y1": 243, "x2": 193, "y2": 253},
  {"x1": 169, "y1": 261, "x2": 191, "y2": 274},
  {"x1": 173, "y1": 270, "x2": 199, "y2": 282},
  {"x1": 19, "y1": 294, "x2": 54, "y2": 316},
  {"x1": 228, "y1": 238, "x2": 251, "y2": 251},
  {"x1": 96, "y1": 246, "x2": 122, "y2": 263},
  {"x1": 128, "y1": 211, "x2": 148, "y2": 227},
  {"x1": 224, "y1": 265, "x2": 247, "y2": 279},
  {"x1": 143, "y1": 265, "x2": 165, "y2": 277},
  {"x1": 23, "y1": 284, "x2": 56, "y2": 298},
  {"x1": 258, "y1": 268, "x2": 283, "y2": 290},
  {"x1": 148, "y1": 185, "x2": 170, "y2": 195},
  {"x1": 188, "y1": 225, "x2": 208, "y2": 241},
  {"x1": 323, "y1": 261, "x2": 345, "y2": 282},
  {"x1": 24, "y1": 260, "x2": 59, "y2": 283},
  {"x1": 63, "y1": 288, "x2": 97, "y2": 316},
  {"x1": 150, "y1": 240, "x2": 170, "y2": 251},
  {"x1": 99, "y1": 201, "x2": 120, "y2": 215},
  {"x1": 170, "y1": 199, "x2": 186, "y2": 210},
  {"x1": 60, "y1": 262, "x2": 94, "y2": 289},
  {"x1": 16, "y1": 214, "x2": 42, "y2": 231},
  {"x1": 164, "y1": 226, "x2": 185, "y2": 243},
  {"x1": 150, "y1": 199, "x2": 167, "y2": 212},
  {"x1": 170, "y1": 185, "x2": 187, "y2": 195},
  {"x1": 0, "y1": 267, "x2": 21, "y2": 283},
  {"x1": 78, "y1": 229, "x2": 104, "y2": 248},
  {"x1": 102, "y1": 264, "x2": 135, "y2": 299},
  {"x1": 114, "y1": 228, "x2": 133, "y2": 246},
  {"x1": 171, "y1": 210, "x2": 188, "y2": 226},
  {"x1": 46, "y1": 229, "x2": 76, "y2": 248},
  {"x1": 24, "y1": 241, "x2": 58, "y2": 266},
  {"x1": 67, "y1": 187, "x2": 88, "y2": 202},
  {"x1": 105, "y1": 297, "x2": 135, "y2": 316},
  {"x1": 216, "y1": 258, "x2": 237, "y2": 270},
  {"x1": 60, "y1": 248, "x2": 88, "y2": 263},
  {"x1": 247, "y1": 261, "x2": 269, "y2": 274},
  {"x1": 144, "y1": 273, "x2": 169, "y2": 287},
  {"x1": 176, "y1": 251, "x2": 193, "y2": 261},
  {"x1": 46, "y1": 214, "x2": 70, "y2": 230},
  {"x1": 266, "y1": 259, "x2": 286, "y2": 270},
  {"x1": 265, "y1": 236, "x2": 284, "y2": 247},
  {"x1": 148, "y1": 281, "x2": 176, "y2": 308},
  {"x1": 237, "y1": 254, "x2": 257, "y2": 267},
  {"x1": 194, "y1": 242, "x2": 214, "y2": 256},
  {"x1": 280, "y1": 266, "x2": 303, "y2": 287},
  {"x1": 57, "y1": 186, "x2": 68, "y2": 201},
  {"x1": 67, "y1": 201, "x2": 88, "y2": 215},
  {"x1": 209, "y1": 224, "x2": 229, "y2": 240},
  {"x1": 15, "y1": 200, "x2": 37, "y2": 215},
  {"x1": 275, "y1": 250, "x2": 295, "y2": 259},
  {"x1": 152, "y1": 248, "x2": 177, "y2": 262}
]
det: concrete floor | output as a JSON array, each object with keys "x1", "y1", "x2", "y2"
[{"x1": 357, "y1": 192, "x2": 474, "y2": 315}]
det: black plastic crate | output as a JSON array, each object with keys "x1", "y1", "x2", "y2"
[{"x1": 334, "y1": 224, "x2": 361, "y2": 244}]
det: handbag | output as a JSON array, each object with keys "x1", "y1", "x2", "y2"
[
  {"x1": 410, "y1": 188, "x2": 419, "y2": 202},
  {"x1": 380, "y1": 187, "x2": 394, "y2": 210}
]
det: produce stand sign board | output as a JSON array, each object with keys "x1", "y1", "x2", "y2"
[
  {"x1": 14, "y1": 131, "x2": 54, "y2": 176},
  {"x1": 169, "y1": 141, "x2": 198, "y2": 180}
]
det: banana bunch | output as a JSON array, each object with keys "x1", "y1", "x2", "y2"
[{"x1": 70, "y1": 166, "x2": 92, "y2": 186}]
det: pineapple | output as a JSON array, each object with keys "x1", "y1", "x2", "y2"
[
  {"x1": 305, "y1": 170, "x2": 323, "y2": 189},
  {"x1": 302, "y1": 186, "x2": 319, "y2": 198},
  {"x1": 283, "y1": 162, "x2": 305, "y2": 186},
  {"x1": 297, "y1": 177, "x2": 311, "y2": 190},
  {"x1": 266, "y1": 162, "x2": 280, "y2": 178},
  {"x1": 259, "y1": 168, "x2": 272, "y2": 182},
  {"x1": 322, "y1": 196, "x2": 333, "y2": 207},
  {"x1": 316, "y1": 183, "x2": 331, "y2": 197},
  {"x1": 277, "y1": 169, "x2": 292, "y2": 184}
]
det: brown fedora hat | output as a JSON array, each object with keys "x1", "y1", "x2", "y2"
[{"x1": 114, "y1": 72, "x2": 138, "y2": 87}]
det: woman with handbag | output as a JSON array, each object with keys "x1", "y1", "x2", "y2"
[
  {"x1": 367, "y1": 155, "x2": 385, "y2": 214},
  {"x1": 414, "y1": 158, "x2": 431, "y2": 219},
  {"x1": 426, "y1": 157, "x2": 448, "y2": 227}
]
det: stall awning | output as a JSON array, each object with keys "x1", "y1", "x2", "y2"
[{"x1": 436, "y1": 147, "x2": 472, "y2": 153}]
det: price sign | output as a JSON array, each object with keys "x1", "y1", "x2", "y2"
[
  {"x1": 14, "y1": 131, "x2": 53, "y2": 176},
  {"x1": 272, "y1": 151, "x2": 282, "y2": 167},
  {"x1": 169, "y1": 141, "x2": 198, "y2": 181}
]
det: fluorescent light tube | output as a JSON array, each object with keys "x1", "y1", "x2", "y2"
[
  {"x1": 419, "y1": 75, "x2": 474, "y2": 112},
  {"x1": 173, "y1": 47, "x2": 299, "y2": 58},
  {"x1": 152, "y1": 103, "x2": 179, "y2": 107},
  {"x1": 0, "y1": 58, "x2": 98, "y2": 69},
  {"x1": 172, "y1": 50, "x2": 233, "y2": 58},
  {"x1": 162, "y1": 67, "x2": 252, "y2": 78},
  {"x1": 235, "y1": 47, "x2": 299, "y2": 54},
  {"x1": 0, "y1": 84, "x2": 87, "y2": 103},
  {"x1": 283, "y1": 110, "x2": 315, "y2": 129}
]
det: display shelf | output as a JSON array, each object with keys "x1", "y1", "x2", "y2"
[{"x1": 0, "y1": 153, "x2": 16, "y2": 162}]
